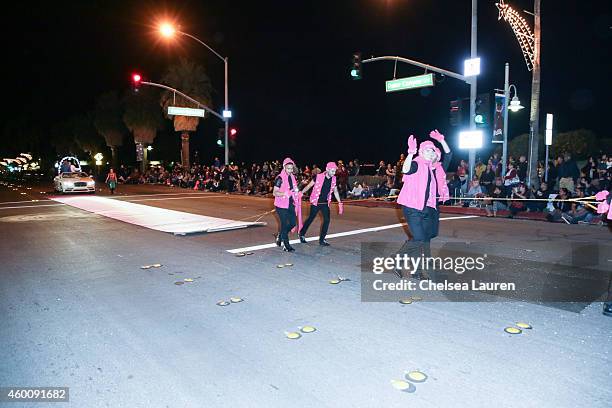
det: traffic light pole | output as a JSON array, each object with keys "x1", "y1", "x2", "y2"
[
  {"x1": 141, "y1": 81, "x2": 225, "y2": 121},
  {"x1": 362, "y1": 0, "x2": 478, "y2": 180}
]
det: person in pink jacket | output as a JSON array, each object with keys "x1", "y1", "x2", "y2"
[
  {"x1": 594, "y1": 189, "x2": 612, "y2": 316},
  {"x1": 395, "y1": 130, "x2": 452, "y2": 280},
  {"x1": 299, "y1": 162, "x2": 343, "y2": 246},
  {"x1": 273, "y1": 158, "x2": 302, "y2": 252}
]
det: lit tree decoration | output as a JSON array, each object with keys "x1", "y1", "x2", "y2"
[{"x1": 496, "y1": 0, "x2": 535, "y2": 71}]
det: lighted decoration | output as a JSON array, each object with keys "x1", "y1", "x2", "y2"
[
  {"x1": 57, "y1": 156, "x2": 82, "y2": 174},
  {"x1": 496, "y1": 0, "x2": 535, "y2": 71}
]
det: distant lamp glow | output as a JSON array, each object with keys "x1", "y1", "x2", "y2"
[
  {"x1": 222, "y1": 110, "x2": 232, "y2": 118},
  {"x1": 132, "y1": 74, "x2": 141, "y2": 83},
  {"x1": 160, "y1": 23, "x2": 176, "y2": 38},
  {"x1": 230, "y1": 128, "x2": 238, "y2": 136},
  {"x1": 458, "y1": 130, "x2": 484, "y2": 149},
  {"x1": 350, "y1": 69, "x2": 359, "y2": 78},
  {"x1": 464, "y1": 58, "x2": 481, "y2": 77},
  {"x1": 147, "y1": 146, "x2": 153, "y2": 151},
  {"x1": 216, "y1": 139, "x2": 224, "y2": 147},
  {"x1": 508, "y1": 96, "x2": 524, "y2": 112}
]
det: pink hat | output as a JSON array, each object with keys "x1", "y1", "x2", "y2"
[
  {"x1": 326, "y1": 161, "x2": 338, "y2": 170},
  {"x1": 282, "y1": 157, "x2": 295, "y2": 166},
  {"x1": 419, "y1": 140, "x2": 436, "y2": 153}
]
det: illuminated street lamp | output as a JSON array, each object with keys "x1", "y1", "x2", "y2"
[{"x1": 158, "y1": 22, "x2": 231, "y2": 165}]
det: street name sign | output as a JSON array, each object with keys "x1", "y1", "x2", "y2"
[
  {"x1": 167, "y1": 106, "x2": 205, "y2": 117},
  {"x1": 385, "y1": 74, "x2": 434, "y2": 93}
]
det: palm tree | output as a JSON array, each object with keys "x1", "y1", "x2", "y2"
[
  {"x1": 94, "y1": 91, "x2": 125, "y2": 167},
  {"x1": 160, "y1": 59, "x2": 213, "y2": 168},
  {"x1": 123, "y1": 87, "x2": 164, "y2": 172},
  {"x1": 72, "y1": 113, "x2": 104, "y2": 158}
]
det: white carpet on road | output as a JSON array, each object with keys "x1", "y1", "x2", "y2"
[{"x1": 51, "y1": 195, "x2": 265, "y2": 234}]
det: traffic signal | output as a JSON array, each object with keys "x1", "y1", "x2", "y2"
[
  {"x1": 229, "y1": 128, "x2": 238, "y2": 147},
  {"x1": 217, "y1": 128, "x2": 224, "y2": 147},
  {"x1": 350, "y1": 52, "x2": 362, "y2": 80},
  {"x1": 449, "y1": 99, "x2": 462, "y2": 127},
  {"x1": 132, "y1": 73, "x2": 142, "y2": 93},
  {"x1": 474, "y1": 93, "x2": 491, "y2": 127}
]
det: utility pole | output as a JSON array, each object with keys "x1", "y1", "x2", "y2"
[
  {"x1": 502, "y1": 62, "x2": 510, "y2": 171},
  {"x1": 527, "y1": 0, "x2": 541, "y2": 187},
  {"x1": 468, "y1": 0, "x2": 478, "y2": 181}
]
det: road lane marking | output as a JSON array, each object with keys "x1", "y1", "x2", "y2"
[
  {"x1": 226, "y1": 215, "x2": 480, "y2": 253},
  {"x1": 123, "y1": 195, "x2": 227, "y2": 203},
  {"x1": 0, "y1": 204, "x2": 65, "y2": 210}
]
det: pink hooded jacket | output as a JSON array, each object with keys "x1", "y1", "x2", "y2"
[
  {"x1": 397, "y1": 142, "x2": 449, "y2": 210},
  {"x1": 310, "y1": 162, "x2": 337, "y2": 205}
]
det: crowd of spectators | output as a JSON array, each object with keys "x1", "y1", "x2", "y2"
[
  {"x1": 113, "y1": 151, "x2": 611, "y2": 225},
  {"x1": 451, "y1": 153, "x2": 612, "y2": 224}
]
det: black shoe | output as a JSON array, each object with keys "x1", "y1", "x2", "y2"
[
  {"x1": 274, "y1": 233, "x2": 281, "y2": 247},
  {"x1": 299, "y1": 235, "x2": 307, "y2": 243},
  {"x1": 281, "y1": 241, "x2": 295, "y2": 252},
  {"x1": 604, "y1": 303, "x2": 612, "y2": 317},
  {"x1": 319, "y1": 240, "x2": 330, "y2": 246}
]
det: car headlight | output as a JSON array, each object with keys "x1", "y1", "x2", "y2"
[
  {"x1": 63, "y1": 182, "x2": 74, "y2": 187},
  {"x1": 87, "y1": 181, "x2": 95, "y2": 186}
]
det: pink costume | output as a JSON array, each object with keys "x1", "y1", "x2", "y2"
[
  {"x1": 274, "y1": 157, "x2": 302, "y2": 232},
  {"x1": 397, "y1": 141, "x2": 448, "y2": 210},
  {"x1": 595, "y1": 190, "x2": 612, "y2": 221},
  {"x1": 310, "y1": 162, "x2": 337, "y2": 206}
]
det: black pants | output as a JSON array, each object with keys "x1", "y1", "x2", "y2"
[
  {"x1": 402, "y1": 206, "x2": 439, "y2": 242},
  {"x1": 398, "y1": 206, "x2": 439, "y2": 279},
  {"x1": 275, "y1": 205, "x2": 296, "y2": 243},
  {"x1": 300, "y1": 204, "x2": 330, "y2": 242}
]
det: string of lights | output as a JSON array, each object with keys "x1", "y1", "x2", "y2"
[{"x1": 496, "y1": 0, "x2": 535, "y2": 71}]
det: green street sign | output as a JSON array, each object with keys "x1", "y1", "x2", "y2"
[
  {"x1": 385, "y1": 73, "x2": 434, "y2": 93},
  {"x1": 167, "y1": 106, "x2": 205, "y2": 117}
]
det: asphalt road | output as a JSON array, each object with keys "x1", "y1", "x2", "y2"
[{"x1": 1, "y1": 180, "x2": 611, "y2": 408}]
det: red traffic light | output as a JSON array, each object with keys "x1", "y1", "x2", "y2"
[
  {"x1": 230, "y1": 128, "x2": 238, "y2": 136},
  {"x1": 132, "y1": 74, "x2": 142, "y2": 83}
]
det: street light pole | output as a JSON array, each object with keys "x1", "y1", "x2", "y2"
[
  {"x1": 176, "y1": 30, "x2": 230, "y2": 165},
  {"x1": 224, "y1": 57, "x2": 229, "y2": 165},
  {"x1": 502, "y1": 62, "x2": 510, "y2": 172},
  {"x1": 468, "y1": 0, "x2": 478, "y2": 182}
]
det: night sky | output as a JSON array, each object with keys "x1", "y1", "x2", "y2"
[{"x1": 3, "y1": 0, "x2": 611, "y2": 166}]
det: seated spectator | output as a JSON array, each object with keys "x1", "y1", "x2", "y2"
[
  {"x1": 546, "y1": 188, "x2": 572, "y2": 222},
  {"x1": 479, "y1": 163, "x2": 495, "y2": 191},
  {"x1": 507, "y1": 183, "x2": 528, "y2": 218},
  {"x1": 503, "y1": 163, "x2": 520, "y2": 187},
  {"x1": 347, "y1": 182, "x2": 364, "y2": 199},
  {"x1": 528, "y1": 181, "x2": 550, "y2": 212},
  {"x1": 484, "y1": 177, "x2": 509, "y2": 217}
]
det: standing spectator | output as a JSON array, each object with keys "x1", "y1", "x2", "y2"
[
  {"x1": 377, "y1": 160, "x2": 386, "y2": 177},
  {"x1": 336, "y1": 161, "x2": 349, "y2": 198},
  {"x1": 456, "y1": 160, "x2": 469, "y2": 194},
  {"x1": 517, "y1": 155, "x2": 528, "y2": 182}
]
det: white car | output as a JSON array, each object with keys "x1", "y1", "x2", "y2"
[{"x1": 54, "y1": 172, "x2": 96, "y2": 193}]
